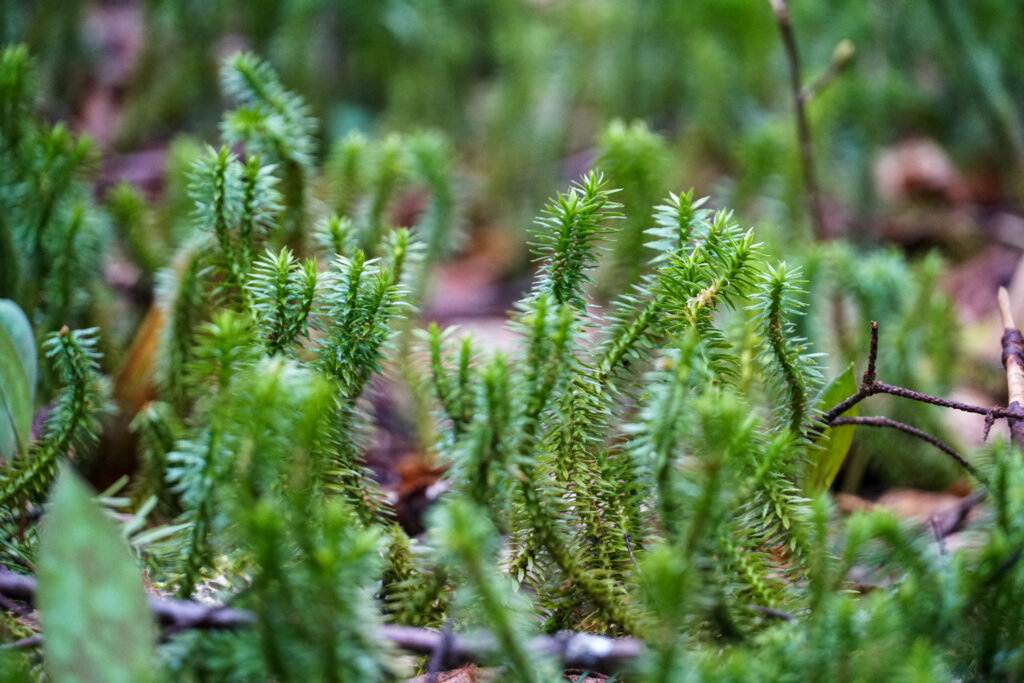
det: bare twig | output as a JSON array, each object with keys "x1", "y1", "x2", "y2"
[
  {"x1": 930, "y1": 490, "x2": 987, "y2": 541},
  {"x1": 830, "y1": 416, "x2": 977, "y2": 478},
  {"x1": 863, "y1": 320, "x2": 879, "y2": 385},
  {"x1": 820, "y1": 321, "x2": 1024, "y2": 430},
  {"x1": 983, "y1": 408, "x2": 1000, "y2": 442},
  {"x1": 814, "y1": 315, "x2": 1024, "y2": 481},
  {"x1": 0, "y1": 591, "x2": 33, "y2": 619},
  {"x1": 801, "y1": 40, "x2": 856, "y2": 102},
  {"x1": 769, "y1": 0, "x2": 828, "y2": 240},
  {"x1": 0, "y1": 570, "x2": 255, "y2": 633},
  {"x1": 747, "y1": 604, "x2": 797, "y2": 622},
  {"x1": 623, "y1": 532, "x2": 639, "y2": 567},
  {"x1": 379, "y1": 625, "x2": 644, "y2": 672},
  {"x1": 0, "y1": 635, "x2": 41, "y2": 650},
  {"x1": 930, "y1": 516, "x2": 948, "y2": 556},
  {"x1": 425, "y1": 620, "x2": 456, "y2": 678},
  {"x1": 872, "y1": 382, "x2": 1019, "y2": 418},
  {"x1": 0, "y1": 569, "x2": 644, "y2": 672}
]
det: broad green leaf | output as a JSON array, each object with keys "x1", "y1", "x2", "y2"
[
  {"x1": 0, "y1": 299, "x2": 37, "y2": 397},
  {"x1": 803, "y1": 363, "x2": 858, "y2": 496},
  {"x1": 38, "y1": 468, "x2": 159, "y2": 683},
  {"x1": 0, "y1": 322, "x2": 31, "y2": 461}
]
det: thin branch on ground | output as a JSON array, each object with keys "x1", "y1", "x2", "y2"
[
  {"x1": 0, "y1": 635, "x2": 40, "y2": 650},
  {"x1": 425, "y1": 620, "x2": 455, "y2": 678},
  {"x1": 747, "y1": 604, "x2": 797, "y2": 622},
  {"x1": 930, "y1": 490, "x2": 987, "y2": 542},
  {"x1": 0, "y1": 569, "x2": 644, "y2": 671},
  {"x1": 382, "y1": 624, "x2": 644, "y2": 672},
  {"x1": 0, "y1": 570, "x2": 255, "y2": 634}
]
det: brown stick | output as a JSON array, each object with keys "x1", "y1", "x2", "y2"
[
  {"x1": 0, "y1": 570, "x2": 255, "y2": 631},
  {"x1": 381, "y1": 624, "x2": 644, "y2": 672},
  {"x1": 813, "y1": 318, "x2": 1024, "y2": 482},
  {"x1": 769, "y1": 0, "x2": 828, "y2": 240},
  {"x1": 998, "y1": 287, "x2": 1024, "y2": 450},
  {"x1": 0, "y1": 570, "x2": 643, "y2": 671},
  {"x1": 830, "y1": 415, "x2": 977, "y2": 478},
  {"x1": 820, "y1": 321, "x2": 1024, "y2": 429},
  {"x1": 801, "y1": 40, "x2": 856, "y2": 103}
]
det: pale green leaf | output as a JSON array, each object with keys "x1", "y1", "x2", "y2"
[
  {"x1": 38, "y1": 468, "x2": 159, "y2": 683},
  {"x1": 803, "y1": 363, "x2": 858, "y2": 496},
  {"x1": 0, "y1": 299, "x2": 36, "y2": 396},
  {"x1": 0, "y1": 321, "x2": 32, "y2": 461}
]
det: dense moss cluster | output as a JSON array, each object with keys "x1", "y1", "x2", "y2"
[{"x1": 0, "y1": 46, "x2": 1017, "y2": 682}]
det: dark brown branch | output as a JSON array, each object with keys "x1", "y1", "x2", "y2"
[
  {"x1": 624, "y1": 532, "x2": 639, "y2": 567},
  {"x1": 819, "y1": 380, "x2": 1021, "y2": 427},
  {"x1": 379, "y1": 625, "x2": 645, "y2": 673},
  {"x1": 0, "y1": 590, "x2": 33, "y2": 619},
  {"x1": 930, "y1": 490, "x2": 987, "y2": 541},
  {"x1": 149, "y1": 595, "x2": 255, "y2": 631},
  {"x1": 769, "y1": 0, "x2": 827, "y2": 240},
  {"x1": 819, "y1": 321, "x2": 1024, "y2": 428},
  {"x1": 747, "y1": 604, "x2": 797, "y2": 622},
  {"x1": 872, "y1": 382, "x2": 1006, "y2": 416},
  {"x1": 830, "y1": 416, "x2": 978, "y2": 478},
  {"x1": 0, "y1": 569, "x2": 644, "y2": 672},
  {"x1": 1, "y1": 635, "x2": 41, "y2": 650},
  {"x1": 0, "y1": 570, "x2": 254, "y2": 633},
  {"x1": 864, "y1": 320, "x2": 879, "y2": 385},
  {"x1": 425, "y1": 620, "x2": 455, "y2": 677},
  {"x1": 814, "y1": 317, "x2": 1024, "y2": 482}
]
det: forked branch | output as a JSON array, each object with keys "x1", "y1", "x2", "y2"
[{"x1": 819, "y1": 289, "x2": 1024, "y2": 480}]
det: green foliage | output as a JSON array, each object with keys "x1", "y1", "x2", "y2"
[
  {"x1": 220, "y1": 52, "x2": 316, "y2": 244},
  {"x1": 107, "y1": 182, "x2": 165, "y2": 277},
  {"x1": 0, "y1": 327, "x2": 108, "y2": 508},
  {"x1": 0, "y1": 46, "x2": 108, "y2": 337},
  {"x1": 189, "y1": 146, "x2": 281, "y2": 301},
  {"x1": 37, "y1": 468, "x2": 158, "y2": 683},
  {"x1": 530, "y1": 171, "x2": 621, "y2": 310},
  {"x1": 155, "y1": 243, "x2": 207, "y2": 412},
  {"x1": 823, "y1": 246, "x2": 962, "y2": 490},
  {"x1": 316, "y1": 249, "x2": 403, "y2": 400},
  {"x1": 220, "y1": 53, "x2": 317, "y2": 173},
  {"x1": 247, "y1": 247, "x2": 318, "y2": 356},
  {"x1": 3, "y1": 46, "x2": 1020, "y2": 683},
  {"x1": 750, "y1": 263, "x2": 821, "y2": 435},
  {"x1": 433, "y1": 498, "x2": 558, "y2": 682}
]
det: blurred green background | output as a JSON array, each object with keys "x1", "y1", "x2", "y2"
[{"x1": 5, "y1": 0, "x2": 1023, "y2": 227}]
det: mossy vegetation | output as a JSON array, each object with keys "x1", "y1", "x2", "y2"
[{"x1": 0, "y1": 10, "x2": 1021, "y2": 678}]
